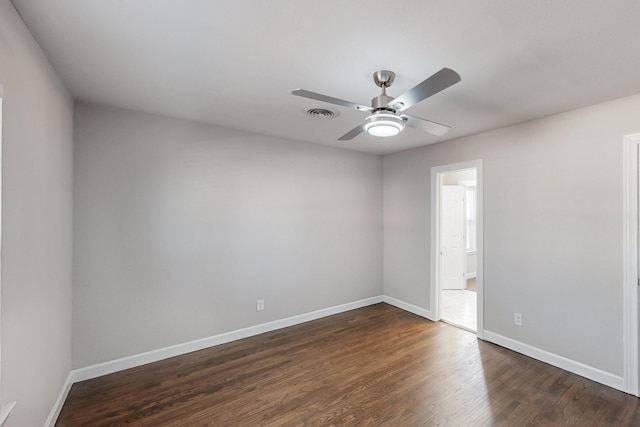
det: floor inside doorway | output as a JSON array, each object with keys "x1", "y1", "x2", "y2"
[{"x1": 441, "y1": 278, "x2": 476, "y2": 332}]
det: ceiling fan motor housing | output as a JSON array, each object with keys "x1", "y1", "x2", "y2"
[{"x1": 371, "y1": 94, "x2": 396, "y2": 111}]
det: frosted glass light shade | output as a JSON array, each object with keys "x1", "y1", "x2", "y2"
[{"x1": 364, "y1": 113, "x2": 404, "y2": 137}]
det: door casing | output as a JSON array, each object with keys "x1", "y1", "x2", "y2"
[
  {"x1": 431, "y1": 159, "x2": 484, "y2": 339},
  {"x1": 623, "y1": 133, "x2": 640, "y2": 396}
]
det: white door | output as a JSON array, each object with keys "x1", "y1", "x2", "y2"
[{"x1": 441, "y1": 185, "x2": 466, "y2": 290}]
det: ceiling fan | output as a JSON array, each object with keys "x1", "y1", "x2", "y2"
[{"x1": 292, "y1": 68, "x2": 461, "y2": 141}]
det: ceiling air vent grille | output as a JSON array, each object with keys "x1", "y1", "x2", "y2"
[{"x1": 303, "y1": 105, "x2": 340, "y2": 119}]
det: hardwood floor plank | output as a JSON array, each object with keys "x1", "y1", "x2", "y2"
[{"x1": 56, "y1": 304, "x2": 640, "y2": 426}]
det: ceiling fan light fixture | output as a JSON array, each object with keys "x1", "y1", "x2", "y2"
[
  {"x1": 292, "y1": 67, "x2": 460, "y2": 141},
  {"x1": 364, "y1": 113, "x2": 405, "y2": 137}
]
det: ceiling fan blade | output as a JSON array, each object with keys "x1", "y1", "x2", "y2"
[
  {"x1": 401, "y1": 114, "x2": 451, "y2": 136},
  {"x1": 337, "y1": 123, "x2": 366, "y2": 141},
  {"x1": 292, "y1": 89, "x2": 373, "y2": 112},
  {"x1": 387, "y1": 68, "x2": 461, "y2": 112}
]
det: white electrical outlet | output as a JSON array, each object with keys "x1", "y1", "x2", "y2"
[
  {"x1": 256, "y1": 299, "x2": 264, "y2": 311},
  {"x1": 514, "y1": 312, "x2": 523, "y2": 326}
]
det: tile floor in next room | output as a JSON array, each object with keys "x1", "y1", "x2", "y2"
[{"x1": 441, "y1": 277, "x2": 477, "y2": 332}]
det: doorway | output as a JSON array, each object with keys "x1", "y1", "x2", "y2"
[
  {"x1": 623, "y1": 133, "x2": 640, "y2": 396},
  {"x1": 431, "y1": 160, "x2": 483, "y2": 338}
]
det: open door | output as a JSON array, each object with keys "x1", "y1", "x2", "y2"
[{"x1": 440, "y1": 185, "x2": 466, "y2": 290}]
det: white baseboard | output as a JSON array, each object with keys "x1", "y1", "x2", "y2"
[
  {"x1": 465, "y1": 273, "x2": 477, "y2": 279},
  {"x1": 48, "y1": 296, "x2": 383, "y2": 425},
  {"x1": 483, "y1": 330, "x2": 624, "y2": 392},
  {"x1": 0, "y1": 401, "x2": 16, "y2": 427},
  {"x1": 71, "y1": 296, "x2": 384, "y2": 384},
  {"x1": 44, "y1": 373, "x2": 73, "y2": 427},
  {"x1": 382, "y1": 295, "x2": 434, "y2": 321},
  {"x1": 48, "y1": 297, "x2": 629, "y2": 426}
]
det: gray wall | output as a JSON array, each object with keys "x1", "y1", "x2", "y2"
[
  {"x1": 384, "y1": 93, "x2": 640, "y2": 376},
  {"x1": 0, "y1": 1, "x2": 74, "y2": 426},
  {"x1": 73, "y1": 102, "x2": 383, "y2": 368}
]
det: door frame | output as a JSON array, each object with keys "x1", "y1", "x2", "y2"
[
  {"x1": 430, "y1": 159, "x2": 484, "y2": 339},
  {"x1": 623, "y1": 133, "x2": 640, "y2": 396}
]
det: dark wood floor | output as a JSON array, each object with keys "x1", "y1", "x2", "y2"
[{"x1": 56, "y1": 303, "x2": 640, "y2": 426}]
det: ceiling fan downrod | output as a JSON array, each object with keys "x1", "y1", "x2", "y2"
[{"x1": 371, "y1": 70, "x2": 397, "y2": 112}]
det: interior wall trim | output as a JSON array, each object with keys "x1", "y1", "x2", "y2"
[
  {"x1": 430, "y1": 159, "x2": 484, "y2": 339},
  {"x1": 46, "y1": 296, "x2": 385, "y2": 425},
  {"x1": 44, "y1": 374, "x2": 73, "y2": 427},
  {"x1": 47, "y1": 297, "x2": 628, "y2": 425},
  {"x1": 484, "y1": 330, "x2": 624, "y2": 393},
  {"x1": 382, "y1": 295, "x2": 433, "y2": 320},
  {"x1": 623, "y1": 133, "x2": 640, "y2": 396},
  {"x1": 71, "y1": 296, "x2": 384, "y2": 384},
  {"x1": 0, "y1": 402, "x2": 16, "y2": 427}
]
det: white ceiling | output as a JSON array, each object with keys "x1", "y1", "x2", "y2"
[{"x1": 11, "y1": 0, "x2": 640, "y2": 155}]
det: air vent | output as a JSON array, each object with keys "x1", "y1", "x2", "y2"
[{"x1": 303, "y1": 105, "x2": 340, "y2": 119}]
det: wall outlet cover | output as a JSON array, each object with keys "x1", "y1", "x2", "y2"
[{"x1": 514, "y1": 312, "x2": 523, "y2": 326}]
